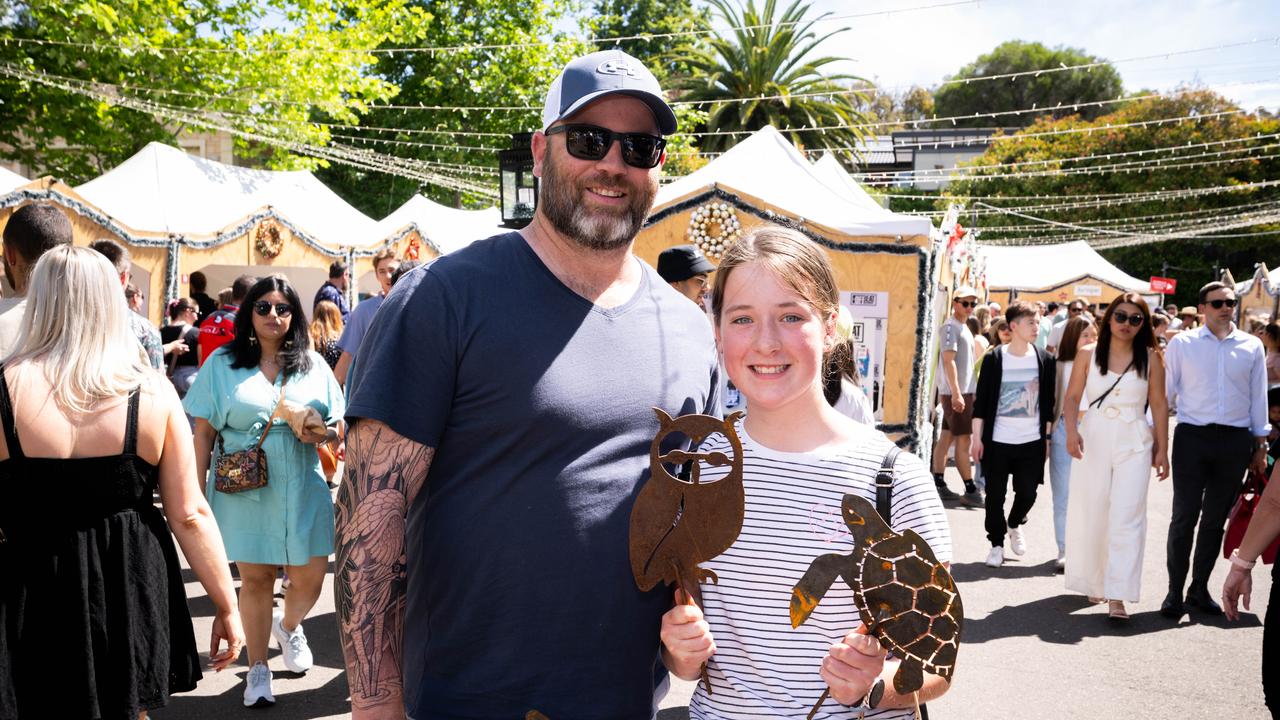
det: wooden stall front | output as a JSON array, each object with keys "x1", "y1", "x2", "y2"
[{"x1": 636, "y1": 186, "x2": 933, "y2": 445}]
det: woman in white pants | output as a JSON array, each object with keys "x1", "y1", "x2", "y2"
[{"x1": 1062, "y1": 294, "x2": 1170, "y2": 620}]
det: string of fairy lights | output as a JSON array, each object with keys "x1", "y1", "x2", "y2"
[{"x1": 2, "y1": 24, "x2": 1278, "y2": 244}]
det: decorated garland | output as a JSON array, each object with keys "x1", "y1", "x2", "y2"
[
  {"x1": 686, "y1": 201, "x2": 742, "y2": 259},
  {"x1": 255, "y1": 219, "x2": 284, "y2": 259}
]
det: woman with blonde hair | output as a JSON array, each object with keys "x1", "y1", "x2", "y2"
[
  {"x1": 0, "y1": 246, "x2": 243, "y2": 719},
  {"x1": 309, "y1": 299, "x2": 344, "y2": 371}
]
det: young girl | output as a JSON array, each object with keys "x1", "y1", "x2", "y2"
[{"x1": 660, "y1": 227, "x2": 953, "y2": 718}]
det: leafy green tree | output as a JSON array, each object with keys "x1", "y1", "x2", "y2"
[
  {"x1": 581, "y1": 0, "x2": 709, "y2": 81},
  {"x1": 673, "y1": 0, "x2": 870, "y2": 153},
  {"x1": 316, "y1": 0, "x2": 589, "y2": 214},
  {"x1": 933, "y1": 40, "x2": 1124, "y2": 129},
  {"x1": 0, "y1": 0, "x2": 428, "y2": 183},
  {"x1": 944, "y1": 89, "x2": 1280, "y2": 306}
]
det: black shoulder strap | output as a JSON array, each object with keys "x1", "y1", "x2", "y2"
[
  {"x1": 1086, "y1": 358, "x2": 1134, "y2": 410},
  {"x1": 123, "y1": 387, "x2": 141, "y2": 455},
  {"x1": 0, "y1": 363, "x2": 22, "y2": 460},
  {"x1": 876, "y1": 445, "x2": 901, "y2": 522}
]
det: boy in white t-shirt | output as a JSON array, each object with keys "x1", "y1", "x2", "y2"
[{"x1": 971, "y1": 301, "x2": 1057, "y2": 568}]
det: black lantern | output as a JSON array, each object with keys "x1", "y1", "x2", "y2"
[{"x1": 498, "y1": 132, "x2": 538, "y2": 228}]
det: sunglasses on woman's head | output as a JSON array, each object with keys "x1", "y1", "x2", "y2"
[
  {"x1": 1111, "y1": 310, "x2": 1145, "y2": 327},
  {"x1": 1207, "y1": 298, "x2": 1237, "y2": 309},
  {"x1": 543, "y1": 123, "x2": 666, "y2": 169},
  {"x1": 253, "y1": 301, "x2": 293, "y2": 318}
]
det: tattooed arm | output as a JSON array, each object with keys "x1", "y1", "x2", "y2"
[{"x1": 335, "y1": 418, "x2": 433, "y2": 719}]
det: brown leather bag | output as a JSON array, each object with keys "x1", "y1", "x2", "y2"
[{"x1": 213, "y1": 376, "x2": 286, "y2": 494}]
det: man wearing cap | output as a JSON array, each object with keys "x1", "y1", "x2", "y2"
[
  {"x1": 337, "y1": 50, "x2": 720, "y2": 719},
  {"x1": 658, "y1": 244, "x2": 715, "y2": 305},
  {"x1": 931, "y1": 286, "x2": 983, "y2": 507}
]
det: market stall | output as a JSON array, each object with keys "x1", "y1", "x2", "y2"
[
  {"x1": 636, "y1": 126, "x2": 935, "y2": 445},
  {"x1": 1237, "y1": 263, "x2": 1280, "y2": 320},
  {"x1": 0, "y1": 143, "x2": 470, "y2": 324},
  {"x1": 981, "y1": 241, "x2": 1158, "y2": 307}
]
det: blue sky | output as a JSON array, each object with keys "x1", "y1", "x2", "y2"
[{"x1": 798, "y1": 0, "x2": 1279, "y2": 111}]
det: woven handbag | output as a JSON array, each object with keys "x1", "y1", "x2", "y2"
[{"x1": 213, "y1": 376, "x2": 286, "y2": 494}]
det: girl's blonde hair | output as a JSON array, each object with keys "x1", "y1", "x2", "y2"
[
  {"x1": 309, "y1": 299, "x2": 344, "y2": 348},
  {"x1": 4, "y1": 245, "x2": 151, "y2": 413},
  {"x1": 710, "y1": 225, "x2": 839, "y2": 326}
]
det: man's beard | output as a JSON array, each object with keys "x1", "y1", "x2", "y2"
[{"x1": 538, "y1": 148, "x2": 657, "y2": 252}]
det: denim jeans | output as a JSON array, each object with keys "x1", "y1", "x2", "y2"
[{"x1": 1048, "y1": 417, "x2": 1074, "y2": 554}]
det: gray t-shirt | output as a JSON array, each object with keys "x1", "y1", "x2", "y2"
[
  {"x1": 936, "y1": 315, "x2": 974, "y2": 395},
  {"x1": 345, "y1": 232, "x2": 721, "y2": 719}
]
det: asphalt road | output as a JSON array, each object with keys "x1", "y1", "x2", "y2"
[{"x1": 159, "y1": 458, "x2": 1272, "y2": 719}]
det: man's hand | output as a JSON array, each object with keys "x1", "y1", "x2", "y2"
[
  {"x1": 822, "y1": 625, "x2": 887, "y2": 706},
  {"x1": 1251, "y1": 446, "x2": 1268, "y2": 477},
  {"x1": 970, "y1": 436, "x2": 984, "y2": 462},
  {"x1": 660, "y1": 590, "x2": 716, "y2": 681},
  {"x1": 950, "y1": 394, "x2": 965, "y2": 413}
]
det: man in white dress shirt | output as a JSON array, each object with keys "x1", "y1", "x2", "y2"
[{"x1": 1161, "y1": 281, "x2": 1270, "y2": 618}]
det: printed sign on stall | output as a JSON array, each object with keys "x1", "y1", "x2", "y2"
[{"x1": 840, "y1": 291, "x2": 889, "y2": 420}]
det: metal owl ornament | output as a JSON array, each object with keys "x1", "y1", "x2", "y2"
[
  {"x1": 630, "y1": 408, "x2": 746, "y2": 693},
  {"x1": 790, "y1": 493, "x2": 962, "y2": 719}
]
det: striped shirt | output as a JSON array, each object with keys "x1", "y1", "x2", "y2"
[{"x1": 689, "y1": 420, "x2": 952, "y2": 720}]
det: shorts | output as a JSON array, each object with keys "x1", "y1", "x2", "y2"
[{"x1": 940, "y1": 393, "x2": 976, "y2": 436}]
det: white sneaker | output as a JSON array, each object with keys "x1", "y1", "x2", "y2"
[
  {"x1": 243, "y1": 661, "x2": 275, "y2": 708},
  {"x1": 985, "y1": 546, "x2": 1004, "y2": 567},
  {"x1": 272, "y1": 610, "x2": 313, "y2": 674},
  {"x1": 1009, "y1": 526, "x2": 1027, "y2": 556}
]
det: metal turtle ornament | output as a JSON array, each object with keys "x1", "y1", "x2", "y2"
[{"x1": 790, "y1": 493, "x2": 962, "y2": 719}]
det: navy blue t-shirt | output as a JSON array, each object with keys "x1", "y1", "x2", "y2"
[{"x1": 346, "y1": 232, "x2": 721, "y2": 719}]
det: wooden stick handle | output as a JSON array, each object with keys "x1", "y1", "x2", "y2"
[{"x1": 806, "y1": 689, "x2": 830, "y2": 720}]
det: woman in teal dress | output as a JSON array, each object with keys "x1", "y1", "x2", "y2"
[{"x1": 184, "y1": 276, "x2": 344, "y2": 708}]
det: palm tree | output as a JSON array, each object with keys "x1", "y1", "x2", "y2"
[{"x1": 674, "y1": 0, "x2": 869, "y2": 153}]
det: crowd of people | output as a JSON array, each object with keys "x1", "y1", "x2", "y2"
[{"x1": 0, "y1": 47, "x2": 1276, "y2": 720}]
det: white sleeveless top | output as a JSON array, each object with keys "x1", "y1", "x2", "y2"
[{"x1": 1080, "y1": 358, "x2": 1152, "y2": 456}]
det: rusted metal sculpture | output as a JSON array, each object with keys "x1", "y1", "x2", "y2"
[
  {"x1": 790, "y1": 493, "x2": 962, "y2": 719},
  {"x1": 630, "y1": 408, "x2": 746, "y2": 693}
]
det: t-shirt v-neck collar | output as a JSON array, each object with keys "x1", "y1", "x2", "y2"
[{"x1": 514, "y1": 234, "x2": 648, "y2": 318}]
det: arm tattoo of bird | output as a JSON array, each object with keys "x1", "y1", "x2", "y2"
[{"x1": 334, "y1": 420, "x2": 432, "y2": 710}]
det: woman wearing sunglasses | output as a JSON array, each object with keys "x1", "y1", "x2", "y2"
[
  {"x1": 184, "y1": 276, "x2": 345, "y2": 707},
  {"x1": 1061, "y1": 293, "x2": 1170, "y2": 621}
]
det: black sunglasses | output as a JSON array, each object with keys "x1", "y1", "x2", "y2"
[
  {"x1": 544, "y1": 123, "x2": 666, "y2": 169},
  {"x1": 955, "y1": 300, "x2": 975, "y2": 308},
  {"x1": 253, "y1": 301, "x2": 293, "y2": 318},
  {"x1": 1207, "y1": 298, "x2": 1237, "y2": 309},
  {"x1": 1111, "y1": 310, "x2": 1145, "y2": 327}
]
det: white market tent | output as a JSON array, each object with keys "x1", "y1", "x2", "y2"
[
  {"x1": 810, "y1": 153, "x2": 890, "y2": 213},
  {"x1": 358, "y1": 194, "x2": 502, "y2": 294},
  {"x1": 652, "y1": 125, "x2": 932, "y2": 238},
  {"x1": 374, "y1": 194, "x2": 501, "y2": 257},
  {"x1": 0, "y1": 167, "x2": 26, "y2": 195},
  {"x1": 982, "y1": 241, "x2": 1157, "y2": 304},
  {"x1": 74, "y1": 141, "x2": 382, "y2": 248},
  {"x1": 0, "y1": 142, "x2": 488, "y2": 324}
]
